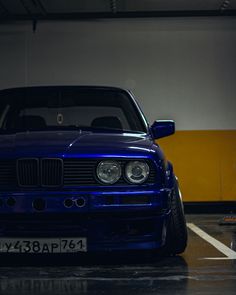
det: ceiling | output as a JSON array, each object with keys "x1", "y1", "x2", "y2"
[{"x1": 0, "y1": 0, "x2": 235, "y2": 21}]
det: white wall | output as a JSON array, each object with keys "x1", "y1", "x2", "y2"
[{"x1": 0, "y1": 17, "x2": 236, "y2": 130}]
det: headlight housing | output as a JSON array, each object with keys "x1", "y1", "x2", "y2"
[
  {"x1": 125, "y1": 161, "x2": 150, "y2": 184},
  {"x1": 97, "y1": 160, "x2": 121, "y2": 184}
]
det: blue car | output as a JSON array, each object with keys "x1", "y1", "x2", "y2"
[{"x1": 0, "y1": 86, "x2": 187, "y2": 255}]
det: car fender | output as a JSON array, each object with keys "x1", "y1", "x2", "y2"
[{"x1": 165, "y1": 161, "x2": 175, "y2": 189}]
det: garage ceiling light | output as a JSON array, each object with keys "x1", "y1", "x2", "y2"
[{"x1": 220, "y1": 0, "x2": 231, "y2": 11}]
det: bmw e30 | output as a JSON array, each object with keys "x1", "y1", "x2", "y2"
[{"x1": 0, "y1": 86, "x2": 187, "y2": 255}]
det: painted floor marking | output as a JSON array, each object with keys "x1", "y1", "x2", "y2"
[{"x1": 187, "y1": 223, "x2": 236, "y2": 259}]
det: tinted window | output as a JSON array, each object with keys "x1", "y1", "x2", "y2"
[{"x1": 0, "y1": 88, "x2": 146, "y2": 133}]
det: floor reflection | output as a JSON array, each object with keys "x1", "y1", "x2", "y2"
[{"x1": 0, "y1": 252, "x2": 189, "y2": 295}]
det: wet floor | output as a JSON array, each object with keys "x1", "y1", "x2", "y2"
[{"x1": 0, "y1": 214, "x2": 236, "y2": 295}]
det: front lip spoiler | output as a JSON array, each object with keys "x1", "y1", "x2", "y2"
[{"x1": 0, "y1": 211, "x2": 170, "y2": 251}]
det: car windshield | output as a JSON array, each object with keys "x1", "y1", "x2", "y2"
[{"x1": 0, "y1": 87, "x2": 147, "y2": 133}]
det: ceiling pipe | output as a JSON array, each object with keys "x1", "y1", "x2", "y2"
[
  {"x1": 0, "y1": 10, "x2": 236, "y2": 22},
  {"x1": 19, "y1": 0, "x2": 33, "y2": 16},
  {"x1": 25, "y1": 0, "x2": 47, "y2": 33},
  {"x1": 19, "y1": 0, "x2": 37, "y2": 33},
  {"x1": 110, "y1": 0, "x2": 117, "y2": 14},
  {"x1": 30, "y1": 0, "x2": 47, "y2": 15}
]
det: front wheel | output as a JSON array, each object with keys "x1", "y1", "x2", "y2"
[{"x1": 164, "y1": 179, "x2": 188, "y2": 255}]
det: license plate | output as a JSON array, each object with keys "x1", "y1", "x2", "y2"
[{"x1": 0, "y1": 238, "x2": 87, "y2": 254}]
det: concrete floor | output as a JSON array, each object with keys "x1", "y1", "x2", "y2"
[{"x1": 0, "y1": 214, "x2": 236, "y2": 295}]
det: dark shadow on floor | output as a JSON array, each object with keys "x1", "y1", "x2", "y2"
[{"x1": 0, "y1": 251, "x2": 189, "y2": 295}]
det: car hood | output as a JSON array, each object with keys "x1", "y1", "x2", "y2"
[{"x1": 0, "y1": 130, "x2": 156, "y2": 158}]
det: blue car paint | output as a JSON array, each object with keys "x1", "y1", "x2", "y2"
[{"x1": 0, "y1": 86, "x2": 175, "y2": 252}]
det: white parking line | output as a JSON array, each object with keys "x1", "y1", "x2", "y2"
[{"x1": 187, "y1": 223, "x2": 236, "y2": 259}]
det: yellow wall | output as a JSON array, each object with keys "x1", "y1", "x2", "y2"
[{"x1": 157, "y1": 130, "x2": 236, "y2": 202}]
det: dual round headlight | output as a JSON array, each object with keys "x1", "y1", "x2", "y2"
[
  {"x1": 96, "y1": 161, "x2": 121, "y2": 184},
  {"x1": 96, "y1": 160, "x2": 150, "y2": 185},
  {"x1": 125, "y1": 161, "x2": 150, "y2": 184}
]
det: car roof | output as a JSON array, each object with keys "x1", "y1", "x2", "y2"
[{"x1": 0, "y1": 85, "x2": 130, "y2": 94}]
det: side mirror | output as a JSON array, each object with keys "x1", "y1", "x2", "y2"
[{"x1": 150, "y1": 120, "x2": 175, "y2": 139}]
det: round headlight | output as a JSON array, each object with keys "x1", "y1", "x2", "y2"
[
  {"x1": 125, "y1": 161, "x2": 150, "y2": 184},
  {"x1": 97, "y1": 161, "x2": 121, "y2": 184}
]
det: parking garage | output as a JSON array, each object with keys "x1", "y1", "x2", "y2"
[{"x1": 0, "y1": 1, "x2": 236, "y2": 295}]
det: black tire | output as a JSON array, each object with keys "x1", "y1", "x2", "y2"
[{"x1": 164, "y1": 179, "x2": 188, "y2": 255}]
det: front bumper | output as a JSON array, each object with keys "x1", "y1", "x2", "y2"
[{"x1": 0, "y1": 189, "x2": 171, "y2": 251}]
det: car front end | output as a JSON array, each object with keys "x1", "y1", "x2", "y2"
[{"x1": 0, "y1": 86, "x2": 186, "y2": 255}]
